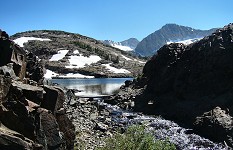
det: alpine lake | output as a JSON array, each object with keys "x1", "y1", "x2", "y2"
[{"x1": 49, "y1": 78, "x2": 133, "y2": 96}]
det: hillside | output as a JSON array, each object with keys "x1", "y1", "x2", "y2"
[
  {"x1": 11, "y1": 30, "x2": 146, "y2": 79},
  {"x1": 135, "y1": 24, "x2": 217, "y2": 56}
]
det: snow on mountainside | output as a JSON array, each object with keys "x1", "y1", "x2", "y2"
[
  {"x1": 166, "y1": 38, "x2": 202, "y2": 45},
  {"x1": 11, "y1": 30, "x2": 145, "y2": 78},
  {"x1": 13, "y1": 37, "x2": 51, "y2": 47},
  {"x1": 102, "y1": 38, "x2": 139, "y2": 51}
]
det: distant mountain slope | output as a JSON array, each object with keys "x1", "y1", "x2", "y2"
[
  {"x1": 102, "y1": 38, "x2": 139, "y2": 51},
  {"x1": 135, "y1": 24, "x2": 217, "y2": 56},
  {"x1": 11, "y1": 30, "x2": 145, "y2": 78}
]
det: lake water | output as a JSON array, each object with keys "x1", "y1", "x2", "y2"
[{"x1": 50, "y1": 78, "x2": 133, "y2": 96}]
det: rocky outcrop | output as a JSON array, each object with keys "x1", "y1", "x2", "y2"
[
  {"x1": 194, "y1": 107, "x2": 233, "y2": 146},
  {"x1": 0, "y1": 30, "x2": 75, "y2": 149},
  {"x1": 0, "y1": 125, "x2": 42, "y2": 150},
  {"x1": 26, "y1": 52, "x2": 45, "y2": 84},
  {"x1": 0, "y1": 79, "x2": 75, "y2": 149},
  {"x1": 135, "y1": 24, "x2": 216, "y2": 56},
  {"x1": 109, "y1": 23, "x2": 233, "y2": 146},
  {"x1": 0, "y1": 31, "x2": 26, "y2": 81}
]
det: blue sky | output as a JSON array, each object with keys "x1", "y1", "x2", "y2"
[{"x1": 1, "y1": 0, "x2": 232, "y2": 41}]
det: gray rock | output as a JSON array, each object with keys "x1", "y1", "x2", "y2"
[{"x1": 194, "y1": 107, "x2": 233, "y2": 147}]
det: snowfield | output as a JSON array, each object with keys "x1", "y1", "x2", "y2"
[
  {"x1": 65, "y1": 50, "x2": 101, "y2": 68},
  {"x1": 13, "y1": 37, "x2": 51, "y2": 47},
  {"x1": 58, "y1": 73, "x2": 94, "y2": 78},
  {"x1": 121, "y1": 55, "x2": 132, "y2": 61},
  {"x1": 112, "y1": 44, "x2": 133, "y2": 51},
  {"x1": 102, "y1": 63, "x2": 130, "y2": 74},
  {"x1": 167, "y1": 38, "x2": 202, "y2": 45},
  {"x1": 49, "y1": 50, "x2": 69, "y2": 61},
  {"x1": 44, "y1": 69, "x2": 58, "y2": 79},
  {"x1": 44, "y1": 69, "x2": 94, "y2": 79}
]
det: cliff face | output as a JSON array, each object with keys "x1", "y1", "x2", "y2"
[
  {"x1": 110, "y1": 23, "x2": 233, "y2": 146},
  {"x1": 0, "y1": 30, "x2": 75, "y2": 150}
]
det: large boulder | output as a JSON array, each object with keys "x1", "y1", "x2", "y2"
[
  {"x1": 9, "y1": 81, "x2": 44, "y2": 105},
  {"x1": 194, "y1": 107, "x2": 233, "y2": 146},
  {"x1": 37, "y1": 108, "x2": 64, "y2": 149},
  {"x1": 0, "y1": 126, "x2": 42, "y2": 150},
  {"x1": 42, "y1": 85, "x2": 75, "y2": 149},
  {"x1": 26, "y1": 52, "x2": 45, "y2": 84},
  {"x1": 42, "y1": 85, "x2": 64, "y2": 114}
]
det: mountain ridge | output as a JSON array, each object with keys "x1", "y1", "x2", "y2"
[
  {"x1": 135, "y1": 24, "x2": 217, "y2": 56},
  {"x1": 102, "y1": 38, "x2": 139, "y2": 51}
]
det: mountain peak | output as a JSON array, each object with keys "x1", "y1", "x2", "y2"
[{"x1": 135, "y1": 24, "x2": 217, "y2": 56}]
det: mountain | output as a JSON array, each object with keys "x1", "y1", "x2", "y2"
[
  {"x1": 11, "y1": 30, "x2": 145, "y2": 78},
  {"x1": 135, "y1": 24, "x2": 217, "y2": 56},
  {"x1": 102, "y1": 38, "x2": 139, "y2": 51}
]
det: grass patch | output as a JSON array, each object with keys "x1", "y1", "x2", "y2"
[{"x1": 97, "y1": 125, "x2": 176, "y2": 150}]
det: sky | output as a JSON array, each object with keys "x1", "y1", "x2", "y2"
[{"x1": 1, "y1": 0, "x2": 232, "y2": 41}]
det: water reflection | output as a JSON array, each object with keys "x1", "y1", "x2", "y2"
[{"x1": 50, "y1": 78, "x2": 132, "y2": 96}]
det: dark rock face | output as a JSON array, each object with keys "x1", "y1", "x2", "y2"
[
  {"x1": 0, "y1": 127, "x2": 41, "y2": 150},
  {"x1": 0, "y1": 75, "x2": 11, "y2": 102},
  {"x1": 26, "y1": 52, "x2": 45, "y2": 84},
  {"x1": 135, "y1": 24, "x2": 217, "y2": 56},
  {"x1": 115, "y1": 23, "x2": 233, "y2": 146},
  {"x1": 0, "y1": 30, "x2": 75, "y2": 149},
  {"x1": 194, "y1": 107, "x2": 233, "y2": 146}
]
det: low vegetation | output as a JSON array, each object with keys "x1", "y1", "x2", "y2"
[{"x1": 97, "y1": 125, "x2": 176, "y2": 150}]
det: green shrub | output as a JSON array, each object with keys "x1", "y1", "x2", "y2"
[{"x1": 97, "y1": 125, "x2": 176, "y2": 150}]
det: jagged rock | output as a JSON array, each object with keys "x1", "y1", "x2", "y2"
[
  {"x1": 0, "y1": 30, "x2": 75, "y2": 149},
  {"x1": 0, "y1": 31, "x2": 26, "y2": 80},
  {"x1": 39, "y1": 109, "x2": 64, "y2": 149},
  {"x1": 0, "y1": 126, "x2": 42, "y2": 150},
  {"x1": 56, "y1": 113, "x2": 75, "y2": 150},
  {"x1": 41, "y1": 85, "x2": 75, "y2": 149},
  {"x1": 26, "y1": 52, "x2": 45, "y2": 84},
  {"x1": 42, "y1": 85, "x2": 65, "y2": 114},
  {"x1": 10, "y1": 81, "x2": 44, "y2": 105},
  {"x1": 194, "y1": 107, "x2": 233, "y2": 147}
]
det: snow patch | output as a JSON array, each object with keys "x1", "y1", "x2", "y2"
[
  {"x1": 167, "y1": 38, "x2": 202, "y2": 45},
  {"x1": 13, "y1": 37, "x2": 51, "y2": 47},
  {"x1": 73, "y1": 50, "x2": 79, "y2": 54},
  {"x1": 133, "y1": 59, "x2": 146, "y2": 64},
  {"x1": 102, "y1": 63, "x2": 130, "y2": 74},
  {"x1": 49, "y1": 50, "x2": 69, "y2": 61},
  {"x1": 44, "y1": 69, "x2": 58, "y2": 79},
  {"x1": 112, "y1": 44, "x2": 133, "y2": 51},
  {"x1": 121, "y1": 55, "x2": 132, "y2": 61},
  {"x1": 58, "y1": 73, "x2": 94, "y2": 78},
  {"x1": 66, "y1": 54, "x2": 101, "y2": 68}
]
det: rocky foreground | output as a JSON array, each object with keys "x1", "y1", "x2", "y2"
[
  {"x1": 0, "y1": 31, "x2": 75, "y2": 149},
  {"x1": 63, "y1": 90, "x2": 227, "y2": 150}
]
